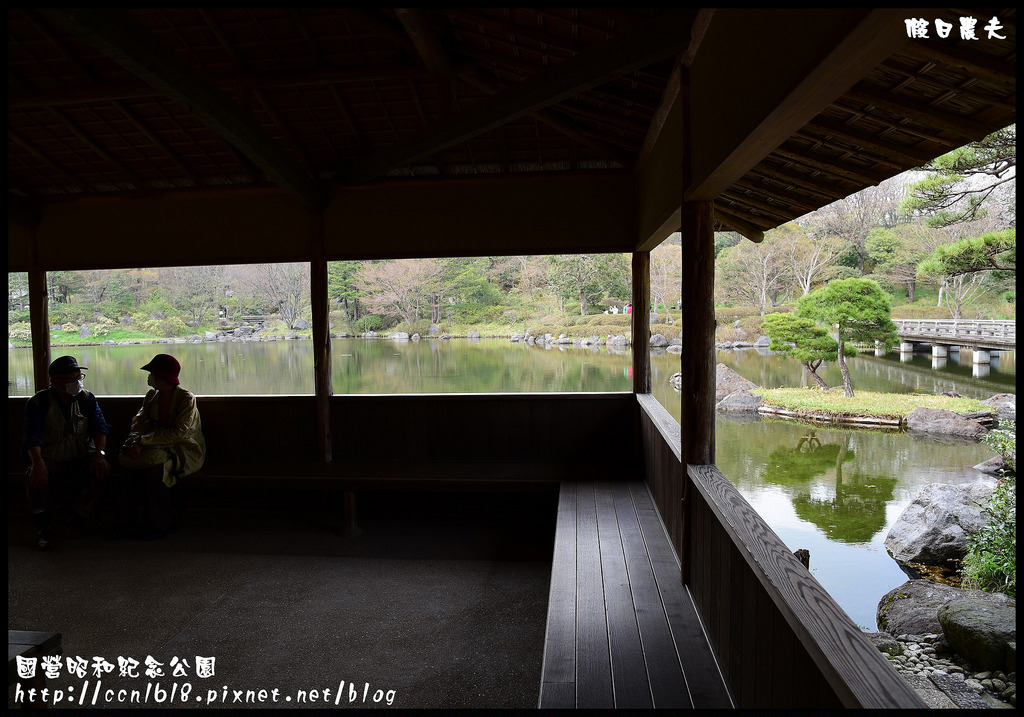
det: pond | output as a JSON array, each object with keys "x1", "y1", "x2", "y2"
[{"x1": 8, "y1": 338, "x2": 1014, "y2": 630}]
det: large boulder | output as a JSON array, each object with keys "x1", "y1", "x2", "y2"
[
  {"x1": 906, "y1": 407, "x2": 988, "y2": 439},
  {"x1": 718, "y1": 390, "x2": 763, "y2": 413},
  {"x1": 876, "y1": 579, "x2": 1015, "y2": 639},
  {"x1": 981, "y1": 393, "x2": 1015, "y2": 422},
  {"x1": 715, "y1": 363, "x2": 759, "y2": 403},
  {"x1": 939, "y1": 597, "x2": 1016, "y2": 671},
  {"x1": 878, "y1": 580, "x2": 964, "y2": 636},
  {"x1": 884, "y1": 481, "x2": 997, "y2": 565}
]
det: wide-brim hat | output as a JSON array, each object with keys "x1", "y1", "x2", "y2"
[
  {"x1": 49, "y1": 355, "x2": 88, "y2": 376},
  {"x1": 141, "y1": 353, "x2": 181, "y2": 385}
]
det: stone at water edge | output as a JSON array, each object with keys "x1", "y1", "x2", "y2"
[
  {"x1": 715, "y1": 363, "x2": 758, "y2": 403},
  {"x1": 939, "y1": 598, "x2": 1017, "y2": 672},
  {"x1": 906, "y1": 407, "x2": 989, "y2": 439},
  {"x1": 877, "y1": 579, "x2": 1015, "y2": 642},
  {"x1": 884, "y1": 481, "x2": 997, "y2": 565},
  {"x1": 981, "y1": 393, "x2": 1015, "y2": 422}
]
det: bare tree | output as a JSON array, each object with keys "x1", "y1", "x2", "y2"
[
  {"x1": 777, "y1": 222, "x2": 838, "y2": 295},
  {"x1": 242, "y1": 263, "x2": 310, "y2": 328},
  {"x1": 162, "y1": 265, "x2": 225, "y2": 327},
  {"x1": 715, "y1": 237, "x2": 791, "y2": 319},
  {"x1": 806, "y1": 175, "x2": 909, "y2": 274},
  {"x1": 355, "y1": 258, "x2": 442, "y2": 325},
  {"x1": 650, "y1": 242, "x2": 681, "y2": 323}
]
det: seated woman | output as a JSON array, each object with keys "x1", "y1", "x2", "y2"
[{"x1": 118, "y1": 353, "x2": 206, "y2": 539}]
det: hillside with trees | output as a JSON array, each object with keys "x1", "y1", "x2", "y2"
[{"x1": 8, "y1": 125, "x2": 1015, "y2": 345}]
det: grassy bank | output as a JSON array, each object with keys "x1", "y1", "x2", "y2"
[{"x1": 754, "y1": 388, "x2": 992, "y2": 424}]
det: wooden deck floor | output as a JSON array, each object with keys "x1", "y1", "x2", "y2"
[{"x1": 539, "y1": 480, "x2": 733, "y2": 709}]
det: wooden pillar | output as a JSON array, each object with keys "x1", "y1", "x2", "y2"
[
  {"x1": 632, "y1": 251, "x2": 652, "y2": 394},
  {"x1": 28, "y1": 239, "x2": 51, "y2": 391},
  {"x1": 679, "y1": 200, "x2": 715, "y2": 585},
  {"x1": 310, "y1": 214, "x2": 359, "y2": 536},
  {"x1": 310, "y1": 213, "x2": 333, "y2": 462},
  {"x1": 680, "y1": 201, "x2": 716, "y2": 467}
]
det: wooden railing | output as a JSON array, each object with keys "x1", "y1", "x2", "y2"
[
  {"x1": 637, "y1": 396, "x2": 926, "y2": 709},
  {"x1": 895, "y1": 319, "x2": 1015, "y2": 350}
]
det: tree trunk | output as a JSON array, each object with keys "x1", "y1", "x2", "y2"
[
  {"x1": 579, "y1": 289, "x2": 588, "y2": 316},
  {"x1": 837, "y1": 336, "x2": 854, "y2": 397},
  {"x1": 802, "y1": 361, "x2": 829, "y2": 390}
]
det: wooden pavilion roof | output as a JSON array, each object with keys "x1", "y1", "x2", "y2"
[{"x1": 7, "y1": 8, "x2": 1017, "y2": 250}]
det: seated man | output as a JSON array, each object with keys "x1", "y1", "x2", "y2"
[{"x1": 22, "y1": 355, "x2": 112, "y2": 550}]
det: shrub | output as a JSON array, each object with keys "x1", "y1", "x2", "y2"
[
  {"x1": 451, "y1": 303, "x2": 502, "y2": 324},
  {"x1": 9, "y1": 322, "x2": 32, "y2": 342},
  {"x1": 961, "y1": 421, "x2": 1015, "y2": 596},
  {"x1": 355, "y1": 315, "x2": 383, "y2": 333},
  {"x1": 891, "y1": 303, "x2": 954, "y2": 320},
  {"x1": 961, "y1": 473, "x2": 1015, "y2": 596}
]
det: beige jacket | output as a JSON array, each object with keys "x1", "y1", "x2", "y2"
[{"x1": 130, "y1": 386, "x2": 206, "y2": 487}]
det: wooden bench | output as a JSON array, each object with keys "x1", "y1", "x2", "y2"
[
  {"x1": 9, "y1": 630, "x2": 63, "y2": 708},
  {"x1": 539, "y1": 481, "x2": 733, "y2": 709}
]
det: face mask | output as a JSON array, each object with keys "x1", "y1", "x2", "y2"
[
  {"x1": 65, "y1": 379, "x2": 84, "y2": 396},
  {"x1": 147, "y1": 374, "x2": 156, "y2": 387}
]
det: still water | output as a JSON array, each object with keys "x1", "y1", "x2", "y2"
[{"x1": 8, "y1": 338, "x2": 1014, "y2": 630}]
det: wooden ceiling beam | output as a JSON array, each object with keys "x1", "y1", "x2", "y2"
[
  {"x1": 844, "y1": 85, "x2": 999, "y2": 140},
  {"x1": 748, "y1": 165, "x2": 848, "y2": 203},
  {"x1": 396, "y1": 9, "x2": 454, "y2": 82},
  {"x1": 903, "y1": 39, "x2": 1016, "y2": 89},
  {"x1": 686, "y1": 9, "x2": 909, "y2": 203},
  {"x1": 39, "y1": 8, "x2": 328, "y2": 212},
  {"x1": 771, "y1": 144, "x2": 884, "y2": 186},
  {"x1": 461, "y1": 72, "x2": 635, "y2": 167},
  {"x1": 801, "y1": 118, "x2": 938, "y2": 167},
  {"x1": 732, "y1": 177, "x2": 819, "y2": 213},
  {"x1": 337, "y1": 9, "x2": 700, "y2": 185},
  {"x1": 9, "y1": 66, "x2": 470, "y2": 110},
  {"x1": 712, "y1": 205, "x2": 765, "y2": 243}
]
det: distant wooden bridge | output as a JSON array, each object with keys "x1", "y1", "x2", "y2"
[{"x1": 894, "y1": 319, "x2": 1015, "y2": 364}]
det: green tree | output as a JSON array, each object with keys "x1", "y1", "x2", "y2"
[
  {"x1": 901, "y1": 124, "x2": 1016, "y2": 228},
  {"x1": 760, "y1": 313, "x2": 854, "y2": 390},
  {"x1": 547, "y1": 254, "x2": 628, "y2": 316},
  {"x1": 797, "y1": 278, "x2": 899, "y2": 398},
  {"x1": 864, "y1": 223, "x2": 945, "y2": 303},
  {"x1": 806, "y1": 175, "x2": 908, "y2": 275},
  {"x1": 436, "y1": 257, "x2": 500, "y2": 324},
  {"x1": 46, "y1": 270, "x2": 85, "y2": 305},
  {"x1": 917, "y1": 229, "x2": 1015, "y2": 278},
  {"x1": 327, "y1": 260, "x2": 363, "y2": 321}
]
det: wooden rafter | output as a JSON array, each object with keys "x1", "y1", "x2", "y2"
[
  {"x1": 39, "y1": 8, "x2": 328, "y2": 212},
  {"x1": 337, "y1": 9, "x2": 700, "y2": 184}
]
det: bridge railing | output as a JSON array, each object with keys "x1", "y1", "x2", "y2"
[{"x1": 894, "y1": 319, "x2": 1015, "y2": 347}]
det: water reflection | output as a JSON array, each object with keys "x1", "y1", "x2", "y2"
[
  {"x1": 715, "y1": 414, "x2": 993, "y2": 630},
  {"x1": 7, "y1": 339, "x2": 1011, "y2": 631}
]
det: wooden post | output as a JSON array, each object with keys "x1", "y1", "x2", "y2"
[
  {"x1": 310, "y1": 213, "x2": 332, "y2": 462},
  {"x1": 632, "y1": 251, "x2": 652, "y2": 394},
  {"x1": 676, "y1": 61, "x2": 716, "y2": 584},
  {"x1": 680, "y1": 202, "x2": 716, "y2": 468},
  {"x1": 28, "y1": 242, "x2": 51, "y2": 391},
  {"x1": 310, "y1": 214, "x2": 358, "y2": 536}
]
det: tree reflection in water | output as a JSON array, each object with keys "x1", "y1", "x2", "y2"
[{"x1": 765, "y1": 430, "x2": 898, "y2": 544}]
